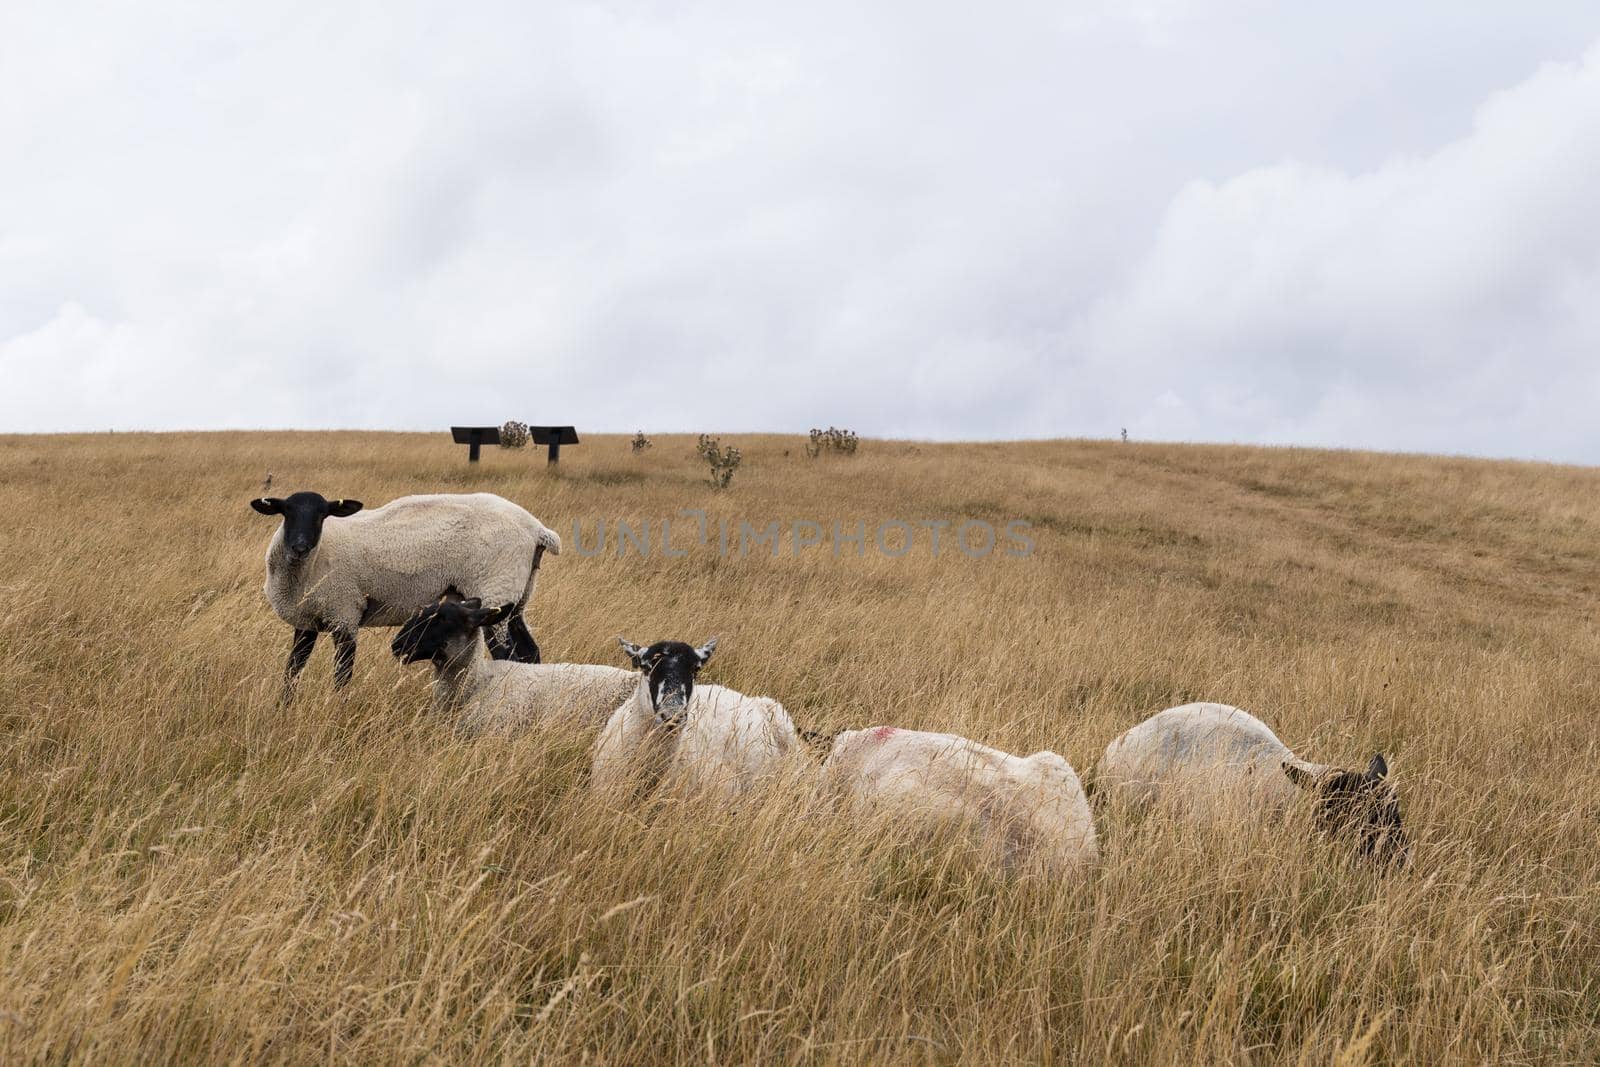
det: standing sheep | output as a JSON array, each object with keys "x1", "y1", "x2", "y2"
[
  {"x1": 1096, "y1": 702, "x2": 1409, "y2": 866},
  {"x1": 250, "y1": 491, "x2": 559, "y2": 699},
  {"x1": 590, "y1": 637, "x2": 799, "y2": 803},
  {"x1": 390, "y1": 598, "x2": 635, "y2": 734},
  {"x1": 819, "y1": 727, "x2": 1099, "y2": 874}
]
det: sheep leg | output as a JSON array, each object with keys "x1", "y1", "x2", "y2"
[
  {"x1": 281, "y1": 628, "x2": 318, "y2": 703},
  {"x1": 506, "y1": 613, "x2": 541, "y2": 664},
  {"x1": 332, "y1": 628, "x2": 357, "y2": 689},
  {"x1": 499, "y1": 543, "x2": 546, "y2": 665}
]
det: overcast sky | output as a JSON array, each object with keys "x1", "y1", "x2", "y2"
[{"x1": 4, "y1": 3, "x2": 1600, "y2": 460}]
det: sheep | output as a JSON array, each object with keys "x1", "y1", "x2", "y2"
[
  {"x1": 250, "y1": 490, "x2": 560, "y2": 700},
  {"x1": 1096, "y1": 702, "x2": 1408, "y2": 865},
  {"x1": 818, "y1": 726, "x2": 1099, "y2": 874},
  {"x1": 391, "y1": 598, "x2": 635, "y2": 734},
  {"x1": 590, "y1": 637, "x2": 799, "y2": 803}
]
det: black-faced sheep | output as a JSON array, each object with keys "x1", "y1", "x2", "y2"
[
  {"x1": 1096, "y1": 702, "x2": 1408, "y2": 866},
  {"x1": 390, "y1": 599, "x2": 635, "y2": 734},
  {"x1": 589, "y1": 638, "x2": 799, "y2": 803},
  {"x1": 251, "y1": 491, "x2": 559, "y2": 699}
]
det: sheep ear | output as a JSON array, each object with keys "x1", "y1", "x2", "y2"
[
  {"x1": 1367, "y1": 753, "x2": 1389, "y2": 781},
  {"x1": 617, "y1": 637, "x2": 646, "y2": 667},
  {"x1": 328, "y1": 498, "x2": 363, "y2": 517},
  {"x1": 251, "y1": 498, "x2": 283, "y2": 515},
  {"x1": 1281, "y1": 760, "x2": 1316, "y2": 790},
  {"x1": 460, "y1": 597, "x2": 482, "y2": 610},
  {"x1": 480, "y1": 603, "x2": 515, "y2": 628},
  {"x1": 694, "y1": 637, "x2": 718, "y2": 666}
]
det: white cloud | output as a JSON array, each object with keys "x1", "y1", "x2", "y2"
[
  {"x1": 1083, "y1": 41, "x2": 1600, "y2": 458},
  {"x1": 2, "y1": 2, "x2": 1599, "y2": 460}
]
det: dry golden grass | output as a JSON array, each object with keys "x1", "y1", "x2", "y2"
[{"x1": 1, "y1": 431, "x2": 1598, "y2": 1064}]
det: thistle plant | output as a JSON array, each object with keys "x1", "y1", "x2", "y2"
[
  {"x1": 499, "y1": 420, "x2": 530, "y2": 449},
  {"x1": 806, "y1": 426, "x2": 859, "y2": 457},
  {"x1": 697, "y1": 434, "x2": 743, "y2": 489}
]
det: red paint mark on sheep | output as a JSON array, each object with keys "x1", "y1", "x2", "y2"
[{"x1": 871, "y1": 726, "x2": 897, "y2": 742}]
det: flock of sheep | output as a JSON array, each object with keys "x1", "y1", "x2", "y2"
[{"x1": 251, "y1": 489, "x2": 1410, "y2": 875}]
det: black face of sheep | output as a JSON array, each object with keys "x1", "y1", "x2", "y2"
[
  {"x1": 1283, "y1": 754, "x2": 1409, "y2": 868},
  {"x1": 617, "y1": 637, "x2": 717, "y2": 729},
  {"x1": 392, "y1": 598, "x2": 512, "y2": 665},
  {"x1": 251, "y1": 491, "x2": 364, "y2": 562}
]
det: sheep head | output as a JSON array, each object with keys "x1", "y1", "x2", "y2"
[
  {"x1": 616, "y1": 637, "x2": 717, "y2": 729},
  {"x1": 1282, "y1": 754, "x2": 1409, "y2": 868},
  {"x1": 392, "y1": 598, "x2": 513, "y2": 665},
  {"x1": 251, "y1": 491, "x2": 363, "y2": 562}
]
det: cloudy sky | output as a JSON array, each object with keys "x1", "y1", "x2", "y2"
[{"x1": 4, "y1": 3, "x2": 1600, "y2": 460}]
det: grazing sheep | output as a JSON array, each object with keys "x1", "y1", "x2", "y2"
[
  {"x1": 391, "y1": 599, "x2": 635, "y2": 735},
  {"x1": 819, "y1": 726, "x2": 1099, "y2": 873},
  {"x1": 251, "y1": 491, "x2": 559, "y2": 699},
  {"x1": 590, "y1": 638, "x2": 799, "y2": 803},
  {"x1": 1096, "y1": 702, "x2": 1408, "y2": 865}
]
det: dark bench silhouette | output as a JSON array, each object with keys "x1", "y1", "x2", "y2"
[
  {"x1": 450, "y1": 425, "x2": 579, "y2": 464},
  {"x1": 531, "y1": 426, "x2": 579, "y2": 464},
  {"x1": 451, "y1": 426, "x2": 500, "y2": 463}
]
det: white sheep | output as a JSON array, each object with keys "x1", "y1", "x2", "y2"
[
  {"x1": 819, "y1": 726, "x2": 1099, "y2": 873},
  {"x1": 251, "y1": 491, "x2": 560, "y2": 699},
  {"x1": 590, "y1": 638, "x2": 799, "y2": 803},
  {"x1": 1096, "y1": 702, "x2": 1408, "y2": 864},
  {"x1": 391, "y1": 599, "x2": 635, "y2": 735}
]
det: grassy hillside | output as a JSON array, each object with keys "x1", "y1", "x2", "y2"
[{"x1": 1, "y1": 431, "x2": 1597, "y2": 1064}]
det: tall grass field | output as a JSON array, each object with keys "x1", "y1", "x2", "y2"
[{"x1": 1, "y1": 432, "x2": 1597, "y2": 1063}]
